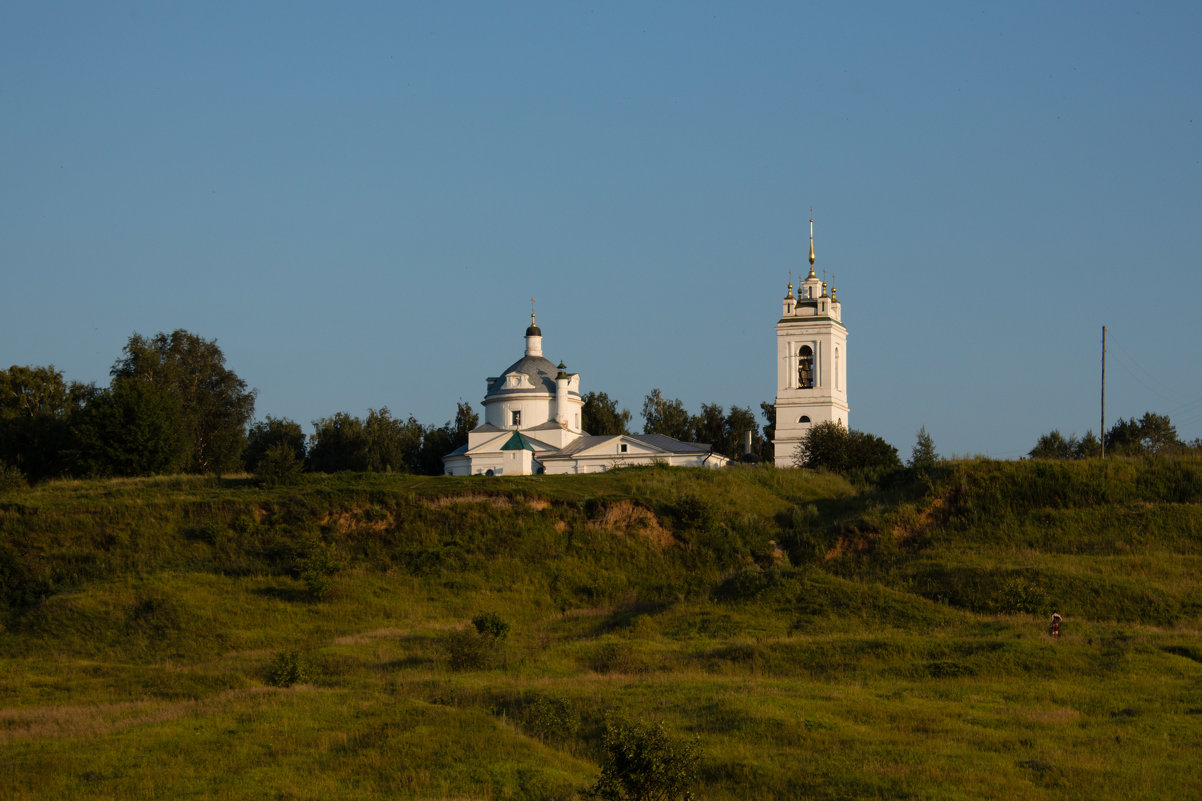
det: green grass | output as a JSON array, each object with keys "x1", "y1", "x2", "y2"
[{"x1": 2, "y1": 460, "x2": 1201, "y2": 799}]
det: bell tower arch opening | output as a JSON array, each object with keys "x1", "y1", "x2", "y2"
[{"x1": 798, "y1": 345, "x2": 814, "y2": 389}]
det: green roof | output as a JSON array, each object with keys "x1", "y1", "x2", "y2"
[{"x1": 500, "y1": 431, "x2": 536, "y2": 451}]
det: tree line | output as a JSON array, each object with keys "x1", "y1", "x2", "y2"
[
  {"x1": 14, "y1": 327, "x2": 1186, "y2": 487},
  {"x1": 0, "y1": 328, "x2": 940, "y2": 486},
  {"x1": 2, "y1": 330, "x2": 777, "y2": 484},
  {"x1": 1029, "y1": 412, "x2": 1200, "y2": 460},
  {"x1": 0, "y1": 331, "x2": 797, "y2": 483},
  {"x1": 582, "y1": 389, "x2": 770, "y2": 462},
  {"x1": 0, "y1": 329, "x2": 477, "y2": 484}
]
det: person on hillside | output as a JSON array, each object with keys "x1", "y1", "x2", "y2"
[{"x1": 1049, "y1": 611, "x2": 1062, "y2": 637}]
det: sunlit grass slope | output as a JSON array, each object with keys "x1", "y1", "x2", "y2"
[{"x1": 2, "y1": 459, "x2": 1200, "y2": 799}]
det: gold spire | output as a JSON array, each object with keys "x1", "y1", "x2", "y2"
[
  {"x1": 807, "y1": 211, "x2": 816, "y2": 278},
  {"x1": 530, "y1": 297, "x2": 536, "y2": 328},
  {"x1": 785, "y1": 271, "x2": 794, "y2": 300}
]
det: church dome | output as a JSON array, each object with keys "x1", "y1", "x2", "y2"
[
  {"x1": 486, "y1": 354, "x2": 559, "y2": 396},
  {"x1": 525, "y1": 323, "x2": 542, "y2": 336}
]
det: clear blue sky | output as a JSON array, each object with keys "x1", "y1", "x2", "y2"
[{"x1": 4, "y1": 1, "x2": 1201, "y2": 459}]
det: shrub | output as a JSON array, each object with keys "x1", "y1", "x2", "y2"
[
  {"x1": 295, "y1": 540, "x2": 341, "y2": 601},
  {"x1": 924, "y1": 659, "x2": 977, "y2": 678},
  {"x1": 255, "y1": 442, "x2": 303, "y2": 488},
  {"x1": 472, "y1": 611, "x2": 511, "y2": 641},
  {"x1": 665, "y1": 494, "x2": 717, "y2": 532},
  {"x1": 523, "y1": 695, "x2": 582, "y2": 743},
  {"x1": 126, "y1": 594, "x2": 182, "y2": 638},
  {"x1": 712, "y1": 566, "x2": 789, "y2": 603},
  {"x1": 0, "y1": 461, "x2": 27, "y2": 493},
  {"x1": 994, "y1": 577, "x2": 1050, "y2": 615},
  {"x1": 590, "y1": 642, "x2": 648, "y2": 675},
  {"x1": 446, "y1": 625, "x2": 502, "y2": 671},
  {"x1": 775, "y1": 504, "x2": 825, "y2": 564},
  {"x1": 587, "y1": 718, "x2": 699, "y2": 801},
  {"x1": 268, "y1": 650, "x2": 311, "y2": 687}
]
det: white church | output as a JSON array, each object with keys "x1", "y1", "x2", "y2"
[
  {"x1": 442, "y1": 315, "x2": 731, "y2": 475},
  {"x1": 443, "y1": 217, "x2": 848, "y2": 475}
]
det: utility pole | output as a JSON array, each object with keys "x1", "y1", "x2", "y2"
[{"x1": 1101, "y1": 325, "x2": 1107, "y2": 460}]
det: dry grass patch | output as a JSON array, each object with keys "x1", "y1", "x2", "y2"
[
  {"x1": 319, "y1": 507, "x2": 396, "y2": 534},
  {"x1": 590, "y1": 500, "x2": 675, "y2": 550},
  {"x1": 331, "y1": 627, "x2": 411, "y2": 646},
  {"x1": 0, "y1": 687, "x2": 274, "y2": 743},
  {"x1": 1018, "y1": 706, "x2": 1082, "y2": 724},
  {"x1": 425, "y1": 493, "x2": 514, "y2": 509}
]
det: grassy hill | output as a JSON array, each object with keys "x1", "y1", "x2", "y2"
[{"x1": 2, "y1": 460, "x2": 1200, "y2": 800}]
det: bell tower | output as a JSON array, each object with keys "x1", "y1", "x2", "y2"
[{"x1": 774, "y1": 215, "x2": 848, "y2": 467}]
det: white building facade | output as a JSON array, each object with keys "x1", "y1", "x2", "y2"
[
  {"x1": 773, "y1": 219, "x2": 848, "y2": 467},
  {"x1": 444, "y1": 316, "x2": 729, "y2": 476}
]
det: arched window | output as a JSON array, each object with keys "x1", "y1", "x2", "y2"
[
  {"x1": 799, "y1": 416, "x2": 811, "y2": 423},
  {"x1": 798, "y1": 345, "x2": 814, "y2": 388},
  {"x1": 835, "y1": 346, "x2": 840, "y2": 391}
]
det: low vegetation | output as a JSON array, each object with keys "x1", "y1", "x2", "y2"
[{"x1": 1, "y1": 457, "x2": 1200, "y2": 799}]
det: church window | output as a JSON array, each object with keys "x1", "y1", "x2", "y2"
[
  {"x1": 798, "y1": 345, "x2": 814, "y2": 388},
  {"x1": 799, "y1": 416, "x2": 811, "y2": 423},
  {"x1": 511, "y1": 410, "x2": 521, "y2": 426},
  {"x1": 620, "y1": 443, "x2": 628, "y2": 453}
]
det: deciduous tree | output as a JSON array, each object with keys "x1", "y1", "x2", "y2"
[
  {"x1": 416, "y1": 401, "x2": 480, "y2": 475},
  {"x1": 588, "y1": 718, "x2": 698, "y2": 801},
  {"x1": 363, "y1": 408, "x2": 424, "y2": 472},
  {"x1": 582, "y1": 391, "x2": 631, "y2": 435},
  {"x1": 0, "y1": 365, "x2": 80, "y2": 481},
  {"x1": 1104, "y1": 412, "x2": 1181, "y2": 457},
  {"x1": 794, "y1": 420, "x2": 900, "y2": 475},
  {"x1": 308, "y1": 412, "x2": 368, "y2": 472},
  {"x1": 723, "y1": 404, "x2": 762, "y2": 460},
  {"x1": 760, "y1": 401, "x2": 776, "y2": 461},
  {"x1": 691, "y1": 402, "x2": 727, "y2": 451},
  {"x1": 70, "y1": 378, "x2": 183, "y2": 476},
  {"x1": 309, "y1": 408, "x2": 427, "y2": 473},
  {"x1": 449, "y1": 400, "x2": 478, "y2": 446},
  {"x1": 111, "y1": 330, "x2": 255, "y2": 474},
  {"x1": 641, "y1": 389, "x2": 693, "y2": 441},
  {"x1": 245, "y1": 416, "x2": 306, "y2": 472},
  {"x1": 1029, "y1": 429, "x2": 1101, "y2": 460}
]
